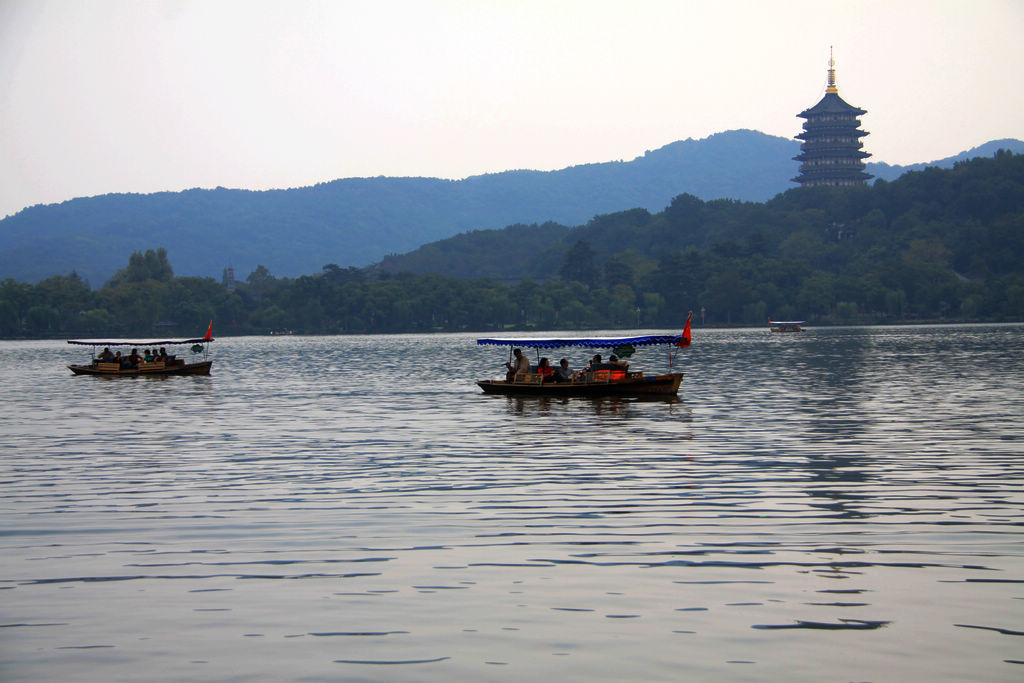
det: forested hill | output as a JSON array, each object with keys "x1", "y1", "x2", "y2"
[
  {"x1": 380, "y1": 150, "x2": 1024, "y2": 296},
  {"x1": 2, "y1": 129, "x2": 1021, "y2": 286},
  {"x1": 3, "y1": 151, "x2": 1021, "y2": 339}
]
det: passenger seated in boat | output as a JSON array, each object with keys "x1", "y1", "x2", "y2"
[
  {"x1": 127, "y1": 348, "x2": 142, "y2": 368},
  {"x1": 548, "y1": 358, "x2": 572, "y2": 383},
  {"x1": 608, "y1": 354, "x2": 629, "y2": 369},
  {"x1": 98, "y1": 347, "x2": 115, "y2": 363},
  {"x1": 570, "y1": 354, "x2": 601, "y2": 380},
  {"x1": 115, "y1": 351, "x2": 127, "y2": 368},
  {"x1": 158, "y1": 347, "x2": 172, "y2": 362},
  {"x1": 536, "y1": 357, "x2": 554, "y2": 381},
  {"x1": 143, "y1": 349, "x2": 155, "y2": 362},
  {"x1": 504, "y1": 348, "x2": 530, "y2": 381}
]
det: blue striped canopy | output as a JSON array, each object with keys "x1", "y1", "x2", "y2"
[
  {"x1": 477, "y1": 334, "x2": 683, "y2": 349},
  {"x1": 68, "y1": 337, "x2": 214, "y2": 346}
]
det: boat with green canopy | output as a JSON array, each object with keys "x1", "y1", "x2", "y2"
[
  {"x1": 476, "y1": 314, "x2": 692, "y2": 397},
  {"x1": 67, "y1": 323, "x2": 214, "y2": 376}
]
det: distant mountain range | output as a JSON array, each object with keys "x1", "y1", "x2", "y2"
[{"x1": 2, "y1": 129, "x2": 1022, "y2": 285}]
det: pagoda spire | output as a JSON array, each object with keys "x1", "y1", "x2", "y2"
[{"x1": 826, "y1": 46, "x2": 838, "y2": 94}]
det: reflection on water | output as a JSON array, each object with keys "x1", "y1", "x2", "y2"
[
  {"x1": 1, "y1": 325, "x2": 1022, "y2": 681},
  {"x1": 499, "y1": 394, "x2": 683, "y2": 418}
]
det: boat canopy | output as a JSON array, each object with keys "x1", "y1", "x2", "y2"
[
  {"x1": 477, "y1": 334, "x2": 683, "y2": 349},
  {"x1": 68, "y1": 337, "x2": 214, "y2": 347},
  {"x1": 768, "y1": 321, "x2": 805, "y2": 326}
]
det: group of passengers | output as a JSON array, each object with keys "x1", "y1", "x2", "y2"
[
  {"x1": 96, "y1": 347, "x2": 171, "y2": 369},
  {"x1": 504, "y1": 348, "x2": 629, "y2": 383}
]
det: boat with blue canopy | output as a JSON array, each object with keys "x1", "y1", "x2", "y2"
[
  {"x1": 67, "y1": 323, "x2": 214, "y2": 376},
  {"x1": 476, "y1": 315, "x2": 692, "y2": 397},
  {"x1": 476, "y1": 333, "x2": 686, "y2": 349}
]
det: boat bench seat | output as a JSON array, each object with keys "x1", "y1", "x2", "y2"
[
  {"x1": 580, "y1": 369, "x2": 629, "y2": 382},
  {"x1": 138, "y1": 361, "x2": 166, "y2": 370},
  {"x1": 96, "y1": 362, "x2": 121, "y2": 371},
  {"x1": 513, "y1": 372, "x2": 544, "y2": 384}
]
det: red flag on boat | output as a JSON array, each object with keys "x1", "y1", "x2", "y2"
[
  {"x1": 203, "y1": 321, "x2": 213, "y2": 340},
  {"x1": 677, "y1": 311, "x2": 692, "y2": 348}
]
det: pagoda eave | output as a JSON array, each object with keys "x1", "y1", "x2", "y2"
[
  {"x1": 793, "y1": 151, "x2": 871, "y2": 162},
  {"x1": 796, "y1": 130, "x2": 870, "y2": 140},
  {"x1": 793, "y1": 174, "x2": 872, "y2": 183}
]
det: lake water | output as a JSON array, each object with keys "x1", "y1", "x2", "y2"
[{"x1": 1, "y1": 325, "x2": 1022, "y2": 681}]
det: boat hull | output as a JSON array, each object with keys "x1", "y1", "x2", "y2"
[
  {"x1": 477, "y1": 372, "x2": 682, "y2": 397},
  {"x1": 68, "y1": 361, "x2": 212, "y2": 376}
]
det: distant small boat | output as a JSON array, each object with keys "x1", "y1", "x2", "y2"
[
  {"x1": 768, "y1": 318, "x2": 804, "y2": 333},
  {"x1": 67, "y1": 323, "x2": 214, "y2": 376}
]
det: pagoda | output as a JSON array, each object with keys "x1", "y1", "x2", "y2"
[{"x1": 792, "y1": 51, "x2": 872, "y2": 187}]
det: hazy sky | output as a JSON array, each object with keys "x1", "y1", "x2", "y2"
[{"x1": 1, "y1": 0, "x2": 1022, "y2": 218}]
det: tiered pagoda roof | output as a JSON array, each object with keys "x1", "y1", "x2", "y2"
[{"x1": 792, "y1": 51, "x2": 872, "y2": 187}]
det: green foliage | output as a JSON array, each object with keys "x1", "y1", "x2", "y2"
[
  {"x1": 2, "y1": 151, "x2": 1023, "y2": 338},
  {"x1": 107, "y1": 248, "x2": 173, "y2": 287},
  {"x1": 560, "y1": 240, "x2": 597, "y2": 288}
]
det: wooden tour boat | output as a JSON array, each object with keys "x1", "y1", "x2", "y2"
[
  {"x1": 476, "y1": 314, "x2": 692, "y2": 397},
  {"x1": 68, "y1": 323, "x2": 214, "y2": 377},
  {"x1": 768, "y1": 318, "x2": 805, "y2": 333}
]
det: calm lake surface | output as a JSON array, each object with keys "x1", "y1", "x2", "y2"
[{"x1": 2, "y1": 325, "x2": 1022, "y2": 681}]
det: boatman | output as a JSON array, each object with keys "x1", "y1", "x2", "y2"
[{"x1": 504, "y1": 348, "x2": 530, "y2": 381}]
